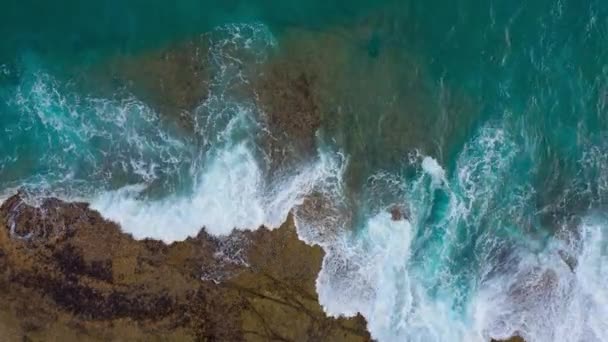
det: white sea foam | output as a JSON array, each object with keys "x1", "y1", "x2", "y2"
[
  {"x1": 311, "y1": 211, "x2": 476, "y2": 342},
  {"x1": 298, "y1": 124, "x2": 608, "y2": 342},
  {"x1": 7, "y1": 70, "x2": 191, "y2": 197},
  {"x1": 421, "y1": 156, "x2": 446, "y2": 186},
  {"x1": 474, "y1": 215, "x2": 608, "y2": 342},
  {"x1": 297, "y1": 159, "x2": 481, "y2": 342},
  {"x1": 91, "y1": 142, "x2": 342, "y2": 242},
  {"x1": 305, "y1": 206, "x2": 523, "y2": 342}
]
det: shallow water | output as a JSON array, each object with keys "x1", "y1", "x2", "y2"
[{"x1": 2, "y1": 1, "x2": 608, "y2": 341}]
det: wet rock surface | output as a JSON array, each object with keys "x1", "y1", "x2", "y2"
[{"x1": 0, "y1": 194, "x2": 370, "y2": 341}]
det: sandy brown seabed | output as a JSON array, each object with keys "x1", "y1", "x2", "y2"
[{"x1": 0, "y1": 34, "x2": 523, "y2": 342}]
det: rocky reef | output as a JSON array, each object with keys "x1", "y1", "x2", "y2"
[{"x1": 0, "y1": 194, "x2": 370, "y2": 341}]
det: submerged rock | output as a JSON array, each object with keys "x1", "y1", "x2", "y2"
[
  {"x1": 389, "y1": 204, "x2": 409, "y2": 221},
  {"x1": 492, "y1": 337, "x2": 526, "y2": 342},
  {"x1": 0, "y1": 194, "x2": 370, "y2": 341},
  {"x1": 84, "y1": 37, "x2": 211, "y2": 134},
  {"x1": 254, "y1": 57, "x2": 322, "y2": 172}
]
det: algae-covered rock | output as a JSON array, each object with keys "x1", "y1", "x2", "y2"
[{"x1": 0, "y1": 194, "x2": 370, "y2": 341}]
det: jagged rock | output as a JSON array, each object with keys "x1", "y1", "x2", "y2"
[{"x1": 389, "y1": 205, "x2": 409, "y2": 221}]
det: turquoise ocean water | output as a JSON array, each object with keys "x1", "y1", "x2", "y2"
[{"x1": 2, "y1": 1, "x2": 608, "y2": 341}]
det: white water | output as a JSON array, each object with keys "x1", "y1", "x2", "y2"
[
  {"x1": 293, "y1": 125, "x2": 608, "y2": 342},
  {"x1": 91, "y1": 142, "x2": 342, "y2": 242},
  {"x1": 474, "y1": 216, "x2": 608, "y2": 342},
  {"x1": 295, "y1": 155, "x2": 478, "y2": 342}
]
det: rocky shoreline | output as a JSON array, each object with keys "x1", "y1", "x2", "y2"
[
  {"x1": 0, "y1": 195, "x2": 525, "y2": 342},
  {"x1": 0, "y1": 194, "x2": 370, "y2": 341}
]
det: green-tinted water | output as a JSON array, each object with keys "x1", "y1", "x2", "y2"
[{"x1": 2, "y1": 1, "x2": 608, "y2": 341}]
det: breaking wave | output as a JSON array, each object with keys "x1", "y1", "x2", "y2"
[
  {"x1": 0, "y1": 23, "x2": 338, "y2": 242},
  {"x1": 293, "y1": 122, "x2": 608, "y2": 342}
]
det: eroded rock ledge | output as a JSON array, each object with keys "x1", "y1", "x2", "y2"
[{"x1": 0, "y1": 194, "x2": 369, "y2": 341}]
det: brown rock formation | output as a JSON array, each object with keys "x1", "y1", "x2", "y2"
[{"x1": 0, "y1": 195, "x2": 370, "y2": 341}]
